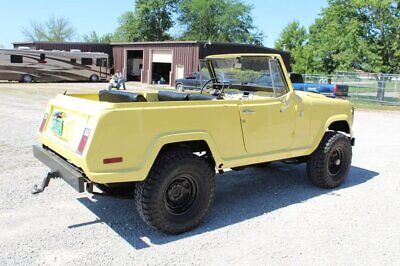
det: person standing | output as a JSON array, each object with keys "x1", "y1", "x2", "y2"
[{"x1": 116, "y1": 72, "x2": 126, "y2": 90}]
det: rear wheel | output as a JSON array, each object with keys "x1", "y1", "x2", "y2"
[
  {"x1": 95, "y1": 183, "x2": 135, "y2": 196},
  {"x1": 90, "y1": 74, "x2": 99, "y2": 82},
  {"x1": 135, "y1": 149, "x2": 215, "y2": 234},
  {"x1": 21, "y1": 74, "x2": 33, "y2": 83},
  {"x1": 307, "y1": 131, "x2": 352, "y2": 188}
]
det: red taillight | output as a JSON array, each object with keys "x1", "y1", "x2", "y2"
[
  {"x1": 39, "y1": 113, "x2": 49, "y2": 132},
  {"x1": 76, "y1": 128, "x2": 91, "y2": 155},
  {"x1": 334, "y1": 84, "x2": 338, "y2": 94},
  {"x1": 103, "y1": 157, "x2": 123, "y2": 164}
]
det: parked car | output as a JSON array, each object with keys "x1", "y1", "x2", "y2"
[
  {"x1": 175, "y1": 72, "x2": 203, "y2": 91},
  {"x1": 32, "y1": 53, "x2": 354, "y2": 234},
  {"x1": 290, "y1": 73, "x2": 349, "y2": 98}
]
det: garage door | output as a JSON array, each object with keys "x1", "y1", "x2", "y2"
[{"x1": 152, "y1": 50, "x2": 173, "y2": 63}]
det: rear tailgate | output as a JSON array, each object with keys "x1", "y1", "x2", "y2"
[
  {"x1": 293, "y1": 83, "x2": 348, "y2": 98},
  {"x1": 334, "y1": 84, "x2": 349, "y2": 97},
  {"x1": 39, "y1": 94, "x2": 110, "y2": 168}
]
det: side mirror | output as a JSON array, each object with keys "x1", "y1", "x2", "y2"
[{"x1": 290, "y1": 73, "x2": 304, "y2": 84}]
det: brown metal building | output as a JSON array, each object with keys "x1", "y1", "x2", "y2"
[
  {"x1": 14, "y1": 41, "x2": 291, "y2": 86},
  {"x1": 112, "y1": 41, "x2": 291, "y2": 86}
]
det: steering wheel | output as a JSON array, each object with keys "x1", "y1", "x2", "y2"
[{"x1": 200, "y1": 78, "x2": 228, "y2": 98}]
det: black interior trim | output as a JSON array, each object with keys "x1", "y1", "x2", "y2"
[
  {"x1": 99, "y1": 90, "x2": 147, "y2": 103},
  {"x1": 158, "y1": 91, "x2": 189, "y2": 101}
]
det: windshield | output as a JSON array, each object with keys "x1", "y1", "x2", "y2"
[{"x1": 209, "y1": 56, "x2": 288, "y2": 96}]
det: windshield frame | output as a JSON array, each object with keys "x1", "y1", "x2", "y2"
[{"x1": 205, "y1": 55, "x2": 292, "y2": 96}]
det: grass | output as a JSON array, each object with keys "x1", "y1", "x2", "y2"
[{"x1": 352, "y1": 100, "x2": 400, "y2": 111}]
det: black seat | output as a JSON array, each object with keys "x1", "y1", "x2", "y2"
[
  {"x1": 187, "y1": 94, "x2": 218, "y2": 101},
  {"x1": 158, "y1": 90, "x2": 189, "y2": 101},
  {"x1": 99, "y1": 90, "x2": 147, "y2": 103}
]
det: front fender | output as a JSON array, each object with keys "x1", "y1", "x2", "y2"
[{"x1": 309, "y1": 114, "x2": 352, "y2": 154}]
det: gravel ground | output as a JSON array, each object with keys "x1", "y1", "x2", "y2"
[{"x1": 1, "y1": 83, "x2": 399, "y2": 265}]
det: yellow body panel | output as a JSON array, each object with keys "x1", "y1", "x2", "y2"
[{"x1": 38, "y1": 55, "x2": 353, "y2": 184}]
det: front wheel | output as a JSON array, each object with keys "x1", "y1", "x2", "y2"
[
  {"x1": 135, "y1": 149, "x2": 215, "y2": 234},
  {"x1": 307, "y1": 131, "x2": 352, "y2": 188}
]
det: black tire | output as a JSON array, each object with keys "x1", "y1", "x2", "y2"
[
  {"x1": 90, "y1": 74, "x2": 99, "y2": 82},
  {"x1": 21, "y1": 74, "x2": 33, "y2": 83},
  {"x1": 95, "y1": 183, "x2": 136, "y2": 196},
  {"x1": 176, "y1": 83, "x2": 184, "y2": 92},
  {"x1": 135, "y1": 149, "x2": 215, "y2": 234},
  {"x1": 307, "y1": 131, "x2": 352, "y2": 188}
]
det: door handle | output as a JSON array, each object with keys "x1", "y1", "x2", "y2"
[{"x1": 242, "y1": 109, "x2": 255, "y2": 114}]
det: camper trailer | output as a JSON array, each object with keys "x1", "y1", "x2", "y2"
[{"x1": 0, "y1": 48, "x2": 110, "y2": 82}]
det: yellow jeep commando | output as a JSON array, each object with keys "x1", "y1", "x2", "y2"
[{"x1": 33, "y1": 54, "x2": 354, "y2": 234}]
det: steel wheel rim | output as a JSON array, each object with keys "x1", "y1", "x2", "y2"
[
  {"x1": 164, "y1": 174, "x2": 198, "y2": 215},
  {"x1": 328, "y1": 147, "x2": 344, "y2": 178}
]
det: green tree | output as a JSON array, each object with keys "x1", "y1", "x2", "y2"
[
  {"x1": 115, "y1": 0, "x2": 176, "y2": 42},
  {"x1": 22, "y1": 16, "x2": 76, "y2": 42},
  {"x1": 177, "y1": 0, "x2": 263, "y2": 45},
  {"x1": 83, "y1": 31, "x2": 114, "y2": 43},
  {"x1": 308, "y1": 0, "x2": 400, "y2": 74},
  {"x1": 274, "y1": 21, "x2": 309, "y2": 73}
]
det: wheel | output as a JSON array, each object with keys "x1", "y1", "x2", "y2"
[
  {"x1": 176, "y1": 83, "x2": 184, "y2": 92},
  {"x1": 135, "y1": 149, "x2": 215, "y2": 234},
  {"x1": 21, "y1": 74, "x2": 33, "y2": 83},
  {"x1": 90, "y1": 74, "x2": 99, "y2": 82},
  {"x1": 95, "y1": 183, "x2": 135, "y2": 196},
  {"x1": 307, "y1": 131, "x2": 352, "y2": 188}
]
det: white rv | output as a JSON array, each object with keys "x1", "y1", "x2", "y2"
[{"x1": 0, "y1": 48, "x2": 110, "y2": 82}]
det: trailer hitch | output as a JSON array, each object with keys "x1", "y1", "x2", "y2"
[{"x1": 31, "y1": 172, "x2": 59, "y2": 194}]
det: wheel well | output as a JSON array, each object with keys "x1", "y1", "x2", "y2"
[
  {"x1": 158, "y1": 141, "x2": 216, "y2": 167},
  {"x1": 328, "y1": 120, "x2": 350, "y2": 134}
]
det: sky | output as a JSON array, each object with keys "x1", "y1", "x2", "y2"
[{"x1": 0, "y1": 0, "x2": 327, "y2": 48}]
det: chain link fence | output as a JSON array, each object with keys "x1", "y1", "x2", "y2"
[{"x1": 303, "y1": 72, "x2": 400, "y2": 106}]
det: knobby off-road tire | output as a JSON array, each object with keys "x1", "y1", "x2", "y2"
[
  {"x1": 95, "y1": 183, "x2": 136, "y2": 196},
  {"x1": 135, "y1": 149, "x2": 215, "y2": 234},
  {"x1": 307, "y1": 131, "x2": 352, "y2": 189}
]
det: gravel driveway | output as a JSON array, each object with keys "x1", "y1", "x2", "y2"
[{"x1": 0, "y1": 83, "x2": 399, "y2": 265}]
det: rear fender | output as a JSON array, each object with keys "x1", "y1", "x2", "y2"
[{"x1": 143, "y1": 132, "x2": 222, "y2": 175}]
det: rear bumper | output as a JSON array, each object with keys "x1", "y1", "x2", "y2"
[{"x1": 33, "y1": 145, "x2": 85, "y2": 192}]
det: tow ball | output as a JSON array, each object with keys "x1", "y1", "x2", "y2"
[
  {"x1": 31, "y1": 172, "x2": 97, "y2": 195},
  {"x1": 31, "y1": 172, "x2": 59, "y2": 194}
]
